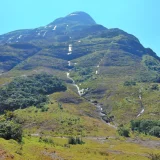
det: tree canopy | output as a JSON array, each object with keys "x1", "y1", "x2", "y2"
[{"x1": 0, "y1": 73, "x2": 66, "y2": 113}]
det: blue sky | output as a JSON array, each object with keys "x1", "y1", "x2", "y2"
[{"x1": 1, "y1": 0, "x2": 160, "y2": 55}]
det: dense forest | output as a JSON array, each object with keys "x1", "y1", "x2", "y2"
[{"x1": 0, "y1": 73, "x2": 66, "y2": 113}]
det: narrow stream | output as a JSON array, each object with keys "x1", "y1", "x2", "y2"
[
  {"x1": 66, "y1": 47, "x2": 116, "y2": 129},
  {"x1": 137, "y1": 89, "x2": 145, "y2": 117},
  {"x1": 66, "y1": 72, "x2": 84, "y2": 96},
  {"x1": 66, "y1": 72, "x2": 117, "y2": 129}
]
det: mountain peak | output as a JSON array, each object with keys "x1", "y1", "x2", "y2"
[
  {"x1": 67, "y1": 11, "x2": 93, "y2": 18},
  {"x1": 50, "y1": 11, "x2": 96, "y2": 26}
]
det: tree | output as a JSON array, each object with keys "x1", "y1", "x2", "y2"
[
  {"x1": 117, "y1": 126, "x2": 130, "y2": 137},
  {"x1": 0, "y1": 73, "x2": 67, "y2": 113},
  {"x1": 68, "y1": 137, "x2": 76, "y2": 145},
  {"x1": 68, "y1": 136, "x2": 84, "y2": 145},
  {"x1": 149, "y1": 126, "x2": 160, "y2": 138},
  {"x1": 130, "y1": 120, "x2": 160, "y2": 138},
  {"x1": 130, "y1": 120, "x2": 141, "y2": 132},
  {"x1": 0, "y1": 121, "x2": 22, "y2": 142}
]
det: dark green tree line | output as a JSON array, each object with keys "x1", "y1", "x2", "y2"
[{"x1": 0, "y1": 73, "x2": 66, "y2": 112}]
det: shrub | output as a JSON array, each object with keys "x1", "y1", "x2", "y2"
[
  {"x1": 150, "y1": 84, "x2": 159, "y2": 90},
  {"x1": 4, "y1": 110, "x2": 15, "y2": 120},
  {"x1": 68, "y1": 136, "x2": 84, "y2": 145},
  {"x1": 117, "y1": 125, "x2": 130, "y2": 137},
  {"x1": 68, "y1": 136, "x2": 76, "y2": 145},
  {"x1": 0, "y1": 121, "x2": 22, "y2": 142},
  {"x1": 148, "y1": 153, "x2": 160, "y2": 160},
  {"x1": 41, "y1": 106, "x2": 49, "y2": 112},
  {"x1": 149, "y1": 126, "x2": 160, "y2": 138},
  {"x1": 39, "y1": 137, "x2": 54, "y2": 145},
  {"x1": 124, "y1": 81, "x2": 136, "y2": 86}
]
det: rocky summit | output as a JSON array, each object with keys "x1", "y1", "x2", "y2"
[{"x1": 0, "y1": 11, "x2": 160, "y2": 160}]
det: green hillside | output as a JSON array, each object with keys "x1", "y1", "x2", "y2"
[{"x1": 0, "y1": 11, "x2": 159, "y2": 160}]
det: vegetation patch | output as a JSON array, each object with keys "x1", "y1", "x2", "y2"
[
  {"x1": 124, "y1": 80, "x2": 136, "y2": 86},
  {"x1": 0, "y1": 73, "x2": 66, "y2": 112},
  {"x1": 0, "y1": 111, "x2": 22, "y2": 142},
  {"x1": 131, "y1": 120, "x2": 160, "y2": 138},
  {"x1": 68, "y1": 136, "x2": 84, "y2": 145},
  {"x1": 117, "y1": 125, "x2": 130, "y2": 137}
]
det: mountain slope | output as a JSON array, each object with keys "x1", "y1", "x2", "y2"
[
  {"x1": 0, "y1": 11, "x2": 160, "y2": 160},
  {"x1": 0, "y1": 11, "x2": 160, "y2": 124}
]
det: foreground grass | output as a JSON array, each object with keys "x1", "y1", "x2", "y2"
[{"x1": 0, "y1": 136, "x2": 160, "y2": 160}]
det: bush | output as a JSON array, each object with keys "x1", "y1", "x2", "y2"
[
  {"x1": 148, "y1": 153, "x2": 160, "y2": 160},
  {"x1": 68, "y1": 136, "x2": 84, "y2": 145},
  {"x1": 117, "y1": 126, "x2": 130, "y2": 137},
  {"x1": 149, "y1": 126, "x2": 160, "y2": 138},
  {"x1": 124, "y1": 81, "x2": 136, "y2": 86},
  {"x1": 39, "y1": 137, "x2": 54, "y2": 145},
  {"x1": 4, "y1": 110, "x2": 15, "y2": 120},
  {"x1": 150, "y1": 84, "x2": 159, "y2": 90},
  {"x1": 68, "y1": 136, "x2": 76, "y2": 145},
  {"x1": 41, "y1": 106, "x2": 49, "y2": 112},
  {"x1": 0, "y1": 121, "x2": 22, "y2": 142}
]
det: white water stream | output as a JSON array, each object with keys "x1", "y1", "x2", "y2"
[
  {"x1": 53, "y1": 25, "x2": 57, "y2": 30},
  {"x1": 66, "y1": 52, "x2": 116, "y2": 128},
  {"x1": 67, "y1": 44, "x2": 72, "y2": 55},
  {"x1": 137, "y1": 109, "x2": 144, "y2": 117},
  {"x1": 68, "y1": 61, "x2": 71, "y2": 66},
  {"x1": 137, "y1": 90, "x2": 145, "y2": 117},
  {"x1": 66, "y1": 73, "x2": 117, "y2": 129},
  {"x1": 66, "y1": 72, "x2": 85, "y2": 96}
]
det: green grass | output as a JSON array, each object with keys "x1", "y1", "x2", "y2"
[{"x1": 0, "y1": 135, "x2": 160, "y2": 160}]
